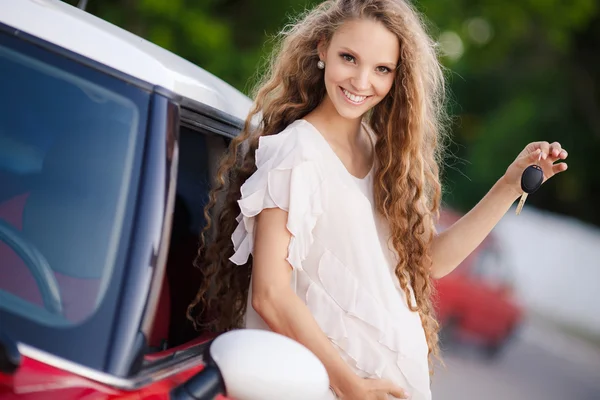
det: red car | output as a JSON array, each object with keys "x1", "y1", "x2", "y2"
[
  {"x1": 0, "y1": 1, "x2": 329, "y2": 399},
  {"x1": 434, "y1": 209, "x2": 523, "y2": 358}
]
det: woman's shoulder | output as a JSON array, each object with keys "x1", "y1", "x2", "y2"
[{"x1": 255, "y1": 119, "x2": 322, "y2": 169}]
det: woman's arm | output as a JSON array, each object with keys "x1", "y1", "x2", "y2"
[
  {"x1": 430, "y1": 141, "x2": 568, "y2": 279},
  {"x1": 252, "y1": 208, "x2": 406, "y2": 399},
  {"x1": 429, "y1": 178, "x2": 518, "y2": 278},
  {"x1": 251, "y1": 208, "x2": 357, "y2": 395}
]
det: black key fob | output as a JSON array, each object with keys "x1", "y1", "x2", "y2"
[{"x1": 521, "y1": 165, "x2": 544, "y2": 194}]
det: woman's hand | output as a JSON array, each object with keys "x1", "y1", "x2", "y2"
[
  {"x1": 336, "y1": 377, "x2": 409, "y2": 400},
  {"x1": 501, "y1": 141, "x2": 569, "y2": 197}
]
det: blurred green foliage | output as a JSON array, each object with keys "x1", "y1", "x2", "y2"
[{"x1": 66, "y1": 0, "x2": 600, "y2": 226}]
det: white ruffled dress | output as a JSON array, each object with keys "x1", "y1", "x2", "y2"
[{"x1": 230, "y1": 119, "x2": 431, "y2": 400}]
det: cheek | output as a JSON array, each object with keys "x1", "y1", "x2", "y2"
[
  {"x1": 375, "y1": 77, "x2": 395, "y2": 97},
  {"x1": 324, "y1": 62, "x2": 351, "y2": 85}
]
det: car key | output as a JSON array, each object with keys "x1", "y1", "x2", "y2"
[{"x1": 515, "y1": 155, "x2": 544, "y2": 215}]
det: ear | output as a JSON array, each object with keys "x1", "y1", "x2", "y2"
[{"x1": 317, "y1": 39, "x2": 327, "y2": 61}]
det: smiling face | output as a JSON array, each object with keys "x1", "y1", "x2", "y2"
[{"x1": 318, "y1": 18, "x2": 400, "y2": 120}]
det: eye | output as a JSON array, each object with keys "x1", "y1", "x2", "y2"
[
  {"x1": 340, "y1": 53, "x2": 355, "y2": 63},
  {"x1": 376, "y1": 66, "x2": 392, "y2": 74}
]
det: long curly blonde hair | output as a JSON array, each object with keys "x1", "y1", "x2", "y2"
[{"x1": 188, "y1": 0, "x2": 448, "y2": 369}]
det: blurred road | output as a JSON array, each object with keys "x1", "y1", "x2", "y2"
[{"x1": 431, "y1": 319, "x2": 600, "y2": 400}]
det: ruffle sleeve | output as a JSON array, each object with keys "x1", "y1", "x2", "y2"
[{"x1": 229, "y1": 126, "x2": 324, "y2": 271}]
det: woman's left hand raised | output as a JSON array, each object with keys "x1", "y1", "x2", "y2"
[{"x1": 501, "y1": 141, "x2": 569, "y2": 197}]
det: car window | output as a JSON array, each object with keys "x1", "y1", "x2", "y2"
[
  {"x1": 0, "y1": 39, "x2": 142, "y2": 326},
  {"x1": 176, "y1": 126, "x2": 213, "y2": 235},
  {"x1": 156, "y1": 125, "x2": 230, "y2": 351}
]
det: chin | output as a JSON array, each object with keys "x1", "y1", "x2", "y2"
[{"x1": 332, "y1": 101, "x2": 370, "y2": 120}]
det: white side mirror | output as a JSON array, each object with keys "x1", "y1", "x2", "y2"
[{"x1": 210, "y1": 329, "x2": 331, "y2": 400}]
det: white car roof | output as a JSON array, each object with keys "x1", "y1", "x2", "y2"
[{"x1": 0, "y1": 0, "x2": 253, "y2": 121}]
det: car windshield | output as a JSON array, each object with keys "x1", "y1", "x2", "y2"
[{"x1": 0, "y1": 32, "x2": 148, "y2": 328}]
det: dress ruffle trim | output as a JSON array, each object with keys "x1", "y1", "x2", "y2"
[
  {"x1": 306, "y1": 250, "x2": 430, "y2": 393},
  {"x1": 229, "y1": 125, "x2": 324, "y2": 271}
]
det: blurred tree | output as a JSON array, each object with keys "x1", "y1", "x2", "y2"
[
  {"x1": 419, "y1": 0, "x2": 600, "y2": 226},
  {"x1": 63, "y1": 0, "x2": 600, "y2": 226}
]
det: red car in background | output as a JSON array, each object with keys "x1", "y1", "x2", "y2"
[{"x1": 435, "y1": 209, "x2": 524, "y2": 358}]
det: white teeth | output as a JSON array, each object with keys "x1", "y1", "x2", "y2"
[{"x1": 342, "y1": 88, "x2": 366, "y2": 103}]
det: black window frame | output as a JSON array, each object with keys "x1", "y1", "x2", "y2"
[{"x1": 130, "y1": 97, "x2": 244, "y2": 379}]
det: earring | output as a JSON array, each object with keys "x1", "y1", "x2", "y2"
[{"x1": 317, "y1": 60, "x2": 325, "y2": 69}]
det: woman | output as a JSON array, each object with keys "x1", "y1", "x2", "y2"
[{"x1": 187, "y1": 0, "x2": 568, "y2": 399}]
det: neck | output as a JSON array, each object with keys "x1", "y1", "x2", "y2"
[{"x1": 309, "y1": 94, "x2": 363, "y2": 145}]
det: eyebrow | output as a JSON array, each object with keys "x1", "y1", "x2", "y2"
[{"x1": 339, "y1": 46, "x2": 398, "y2": 69}]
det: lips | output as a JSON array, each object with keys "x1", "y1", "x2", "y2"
[{"x1": 340, "y1": 87, "x2": 370, "y2": 105}]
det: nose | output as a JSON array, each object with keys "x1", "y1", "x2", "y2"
[{"x1": 350, "y1": 68, "x2": 370, "y2": 93}]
